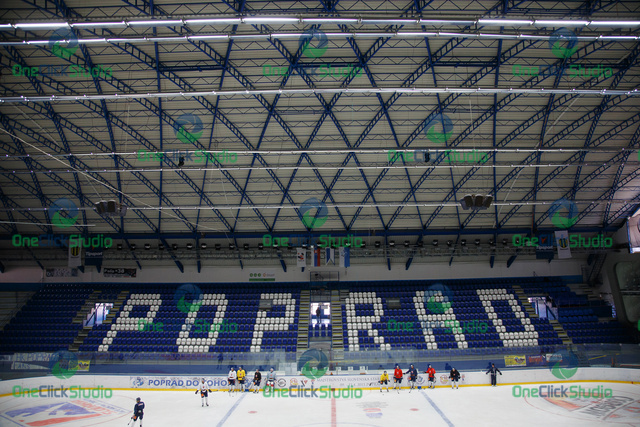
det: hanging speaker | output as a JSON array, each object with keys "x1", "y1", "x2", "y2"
[
  {"x1": 483, "y1": 195, "x2": 493, "y2": 209},
  {"x1": 461, "y1": 194, "x2": 473, "y2": 210},
  {"x1": 474, "y1": 195, "x2": 484, "y2": 208},
  {"x1": 107, "y1": 200, "x2": 117, "y2": 213}
]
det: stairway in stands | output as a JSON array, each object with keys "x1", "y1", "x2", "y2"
[
  {"x1": 513, "y1": 284, "x2": 572, "y2": 345},
  {"x1": 330, "y1": 290, "x2": 345, "y2": 360},
  {"x1": 296, "y1": 290, "x2": 310, "y2": 357}
]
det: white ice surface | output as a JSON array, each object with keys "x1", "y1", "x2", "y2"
[{"x1": 1, "y1": 382, "x2": 639, "y2": 427}]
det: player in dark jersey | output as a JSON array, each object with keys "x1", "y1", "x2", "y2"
[
  {"x1": 129, "y1": 397, "x2": 144, "y2": 426},
  {"x1": 486, "y1": 363, "x2": 502, "y2": 387},
  {"x1": 450, "y1": 367, "x2": 461, "y2": 389},
  {"x1": 250, "y1": 369, "x2": 262, "y2": 394},
  {"x1": 404, "y1": 364, "x2": 418, "y2": 392}
]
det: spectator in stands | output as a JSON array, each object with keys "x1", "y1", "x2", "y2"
[
  {"x1": 316, "y1": 306, "x2": 321, "y2": 322},
  {"x1": 486, "y1": 363, "x2": 502, "y2": 387}
]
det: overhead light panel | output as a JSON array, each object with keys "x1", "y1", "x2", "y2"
[
  {"x1": 128, "y1": 20, "x2": 184, "y2": 26},
  {"x1": 185, "y1": 18, "x2": 242, "y2": 25},
  {"x1": 15, "y1": 22, "x2": 70, "y2": 29},
  {"x1": 534, "y1": 20, "x2": 589, "y2": 26},
  {"x1": 71, "y1": 21, "x2": 126, "y2": 28},
  {"x1": 243, "y1": 17, "x2": 299, "y2": 24},
  {"x1": 478, "y1": 19, "x2": 533, "y2": 26}
]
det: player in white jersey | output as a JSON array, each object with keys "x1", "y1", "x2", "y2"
[
  {"x1": 228, "y1": 367, "x2": 237, "y2": 395},
  {"x1": 195, "y1": 378, "x2": 212, "y2": 406},
  {"x1": 265, "y1": 368, "x2": 276, "y2": 393}
]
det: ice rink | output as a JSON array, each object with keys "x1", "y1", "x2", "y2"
[{"x1": 1, "y1": 381, "x2": 639, "y2": 427}]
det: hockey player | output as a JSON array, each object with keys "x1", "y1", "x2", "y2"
[
  {"x1": 379, "y1": 371, "x2": 390, "y2": 392},
  {"x1": 404, "y1": 364, "x2": 418, "y2": 392},
  {"x1": 237, "y1": 366, "x2": 246, "y2": 393},
  {"x1": 250, "y1": 368, "x2": 262, "y2": 394},
  {"x1": 264, "y1": 368, "x2": 276, "y2": 393},
  {"x1": 393, "y1": 365, "x2": 403, "y2": 393},
  {"x1": 228, "y1": 367, "x2": 237, "y2": 395},
  {"x1": 425, "y1": 364, "x2": 436, "y2": 389},
  {"x1": 195, "y1": 378, "x2": 212, "y2": 406},
  {"x1": 485, "y1": 363, "x2": 502, "y2": 387},
  {"x1": 129, "y1": 397, "x2": 144, "y2": 426},
  {"x1": 449, "y1": 368, "x2": 460, "y2": 389}
]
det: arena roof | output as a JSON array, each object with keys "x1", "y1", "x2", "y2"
[{"x1": 0, "y1": 1, "x2": 639, "y2": 271}]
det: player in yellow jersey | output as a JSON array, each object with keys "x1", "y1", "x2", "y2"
[
  {"x1": 237, "y1": 366, "x2": 246, "y2": 393},
  {"x1": 379, "y1": 371, "x2": 390, "y2": 392}
]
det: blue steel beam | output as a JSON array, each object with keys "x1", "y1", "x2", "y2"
[
  {"x1": 111, "y1": 39, "x2": 273, "y2": 232},
  {"x1": 571, "y1": 167, "x2": 640, "y2": 226},
  {"x1": 603, "y1": 127, "x2": 640, "y2": 225},
  {"x1": 345, "y1": 26, "x2": 427, "y2": 231},
  {"x1": 0, "y1": 186, "x2": 17, "y2": 234},
  {"x1": 268, "y1": 34, "x2": 390, "y2": 231},
  {"x1": 0, "y1": 139, "x2": 123, "y2": 233},
  {"x1": 192, "y1": 33, "x2": 353, "y2": 231},
  {"x1": 102, "y1": 2, "x2": 275, "y2": 232},
  {"x1": 446, "y1": 41, "x2": 636, "y2": 230},
  {"x1": 0, "y1": 119, "x2": 52, "y2": 234},
  {"x1": 6, "y1": 17, "x2": 236, "y2": 234},
  {"x1": 384, "y1": 38, "x2": 539, "y2": 230},
  {"x1": 499, "y1": 107, "x2": 640, "y2": 229},
  {"x1": 0, "y1": 111, "x2": 172, "y2": 239},
  {"x1": 0, "y1": 50, "x2": 199, "y2": 235},
  {"x1": 0, "y1": 169, "x2": 49, "y2": 234},
  {"x1": 389, "y1": 38, "x2": 619, "y2": 231}
]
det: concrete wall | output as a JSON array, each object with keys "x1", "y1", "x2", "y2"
[
  {"x1": 0, "y1": 258, "x2": 585, "y2": 285},
  {"x1": 1, "y1": 367, "x2": 638, "y2": 396}
]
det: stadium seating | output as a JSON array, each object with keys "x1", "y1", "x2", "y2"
[
  {"x1": 85, "y1": 287, "x2": 300, "y2": 354},
  {"x1": 0, "y1": 284, "x2": 89, "y2": 352},
  {"x1": 341, "y1": 283, "x2": 560, "y2": 352},
  {"x1": 0, "y1": 278, "x2": 634, "y2": 355}
]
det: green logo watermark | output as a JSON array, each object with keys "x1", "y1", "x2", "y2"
[
  {"x1": 49, "y1": 198, "x2": 79, "y2": 228},
  {"x1": 300, "y1": 29, "x2": 329, "y2": 59},
  {"x1": 549, "y1": 28, "x2": 579, "y2": 59},
  {"x1": 425, "y1": 284, "x2": 453, "y2": 314},
  {"x1": 174, "y1": 284, "x2": 204, "y2": 314},
  {"x1": 49, "y1": 28, "x2": 78, "y2": 60},
  {"x1": 512, "y1": 384, "x2": 611, "y2": 399},
  {"x1": 174, "y1": 114, "x2": 203, "y2": 145},
  {"x1": 424, "y1": 114, "x2": 454, "y2": 144},
  {"x1": 263, "y1": 385, "x2": 363, "y2": 399},
  {"x1": 299, "y1": 349, "x2": 329, "y2": 380},
  {"x1": 300, "y1": 197, "x2": 328, "y2": 229},
  {"x1": 549, "y1": 350, "x2": 579, "y2": 380},
  {"x1": 549, "y1": 198, "x2": 579, "y2": 229},
  {"x1": 49, "y1": 351, "x2": 78, "y2": 380}
]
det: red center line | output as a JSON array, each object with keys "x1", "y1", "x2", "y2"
[{"x1": 331, "y1": 392, "x2": 337, "y2": 427}]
